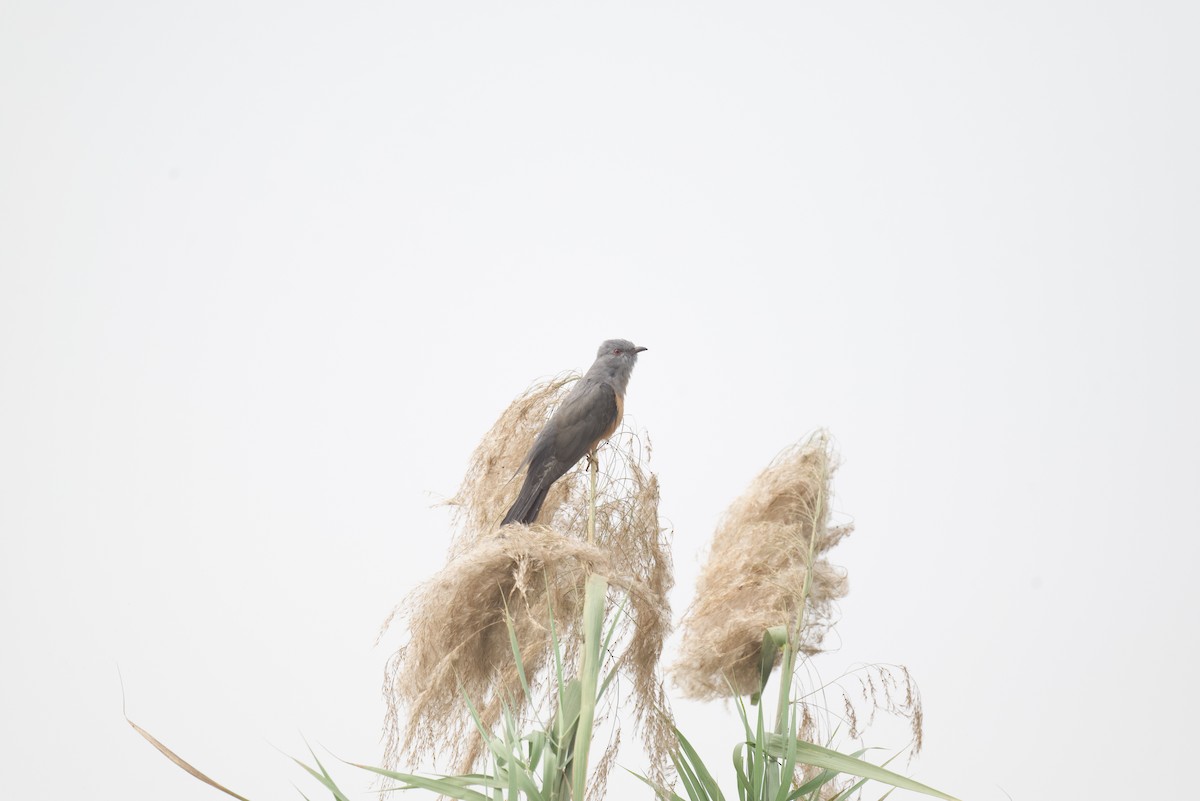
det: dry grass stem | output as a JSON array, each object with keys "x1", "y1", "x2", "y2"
[
  {"x1": 380, "y1": 377, "x2": 676, "y2": 786},
  {"x1": 672, "y1": 431, "x2": 852, "y2": 700}
]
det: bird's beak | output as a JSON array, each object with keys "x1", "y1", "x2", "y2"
[{"x1": 634, "y1": 346, "x2": 648, "y2": 353}]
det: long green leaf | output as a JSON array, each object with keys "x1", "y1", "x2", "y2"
[
  {"x1": 731, "y1": 743, "x2": 750, "y2": 800},
  {"x1": 348, "y1": 763, "x2": 492, "y2": 801},
  {"x1": 753, "y1": 626, "x2": 788, "y2": 706},
  {"x1": 570, "y1": 573, "x2": 608, "y2": 798},
  {"x1": 556, "y1": 678, "x2": 582, "y2": 749},
  {"x1": 827, "y1": 776, "x2": 869, "y2": 801},
  {"x1": 674, "y1": 728, "x2": 725, "y2": 801},
  {"x1": 598, "y1": 665, "x2": 620, "y2": 701},
  {"x1": 754, "y1": 688, "x2": 770, "y2": 798},
  {"x1": 289, "y1": 757, "x2": 349, "y2": 801},
  {"x1": 463, "y1": 693, "x2": 536, "y2": 800},
  {"x1": 760, "y1": 735, "x2": 959, "y2": 801},
  {"x1": 293, "y1": 741, "x2": 352, "y2": 801},
  {"x1": 525, "y1": 730, "x2": 547, "y2": 774},
  {"x1": 672, "y1": 749, "x2": 705, "y2": 801},
  {"x1": 786, "y1": 748, "x2": 871, "y2": 800},
  {"x1": 506, "y1": 611, "x2": 533, "y2": 702},
  {"x1": 601, "y1": 594, "x2": 626, "y2": 657},
  {"x1": 626, "y1": 766, "x2": 688, "y2": 801},
  {"x1": 543, "y1": 743, "x2": 560, "y2": 801}
]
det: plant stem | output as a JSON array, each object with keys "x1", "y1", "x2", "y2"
[
  {"x1": 778, "y1": 460, "x2": 828, "y2": 736},
  {"x1": 587, "y1": 449, "x2": 598, "y2": 545},
  {"x1": 571, "y1": 573, "x2": 608, "y2": 799}
]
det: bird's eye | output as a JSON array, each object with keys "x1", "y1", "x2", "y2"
[{"x1": 613, "y1": 348, "x2": 621, "y2": 355}]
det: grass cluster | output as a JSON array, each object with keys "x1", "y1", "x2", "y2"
[
  {"x1": 673, "y1": 433, "x2": 851, "y2": 699},
  {"x1": 130, "y1": 379, "x2": 959, "y2": 801},
  {"x1": 380, "y1": 376, "x2": 674, "y2": 788}
]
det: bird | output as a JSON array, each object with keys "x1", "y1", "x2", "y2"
[{"x1": 501, "y1": 339, "x2": 648, "y2": 527}]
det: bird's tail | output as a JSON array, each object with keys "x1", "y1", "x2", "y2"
[{"x1": 501, "y1": 476, "x2": 552, "y2": 527}]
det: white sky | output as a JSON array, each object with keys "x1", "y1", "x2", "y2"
[{"x1": 2, "y1": 2, "x2": 1198, "y2": 799}]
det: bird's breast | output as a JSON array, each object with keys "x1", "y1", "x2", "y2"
[{"x1": 602, "y1": 390, "x2": 624, "y2": 441}]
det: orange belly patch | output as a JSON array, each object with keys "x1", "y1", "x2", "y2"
[{"x1": 601, "y1": 391, "x2": 624, "y2": 441}]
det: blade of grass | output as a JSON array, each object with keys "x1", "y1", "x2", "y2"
[
  {"x1": 349, "y1": 763, "x2": 493, "y2": 801},
  {"x1": 125, "y1": 716, "x2": 254, "y2": 801},
  {"x1": 671, "y1": 749, "x2": 705, "y2": 801},
  {"x1": 785, "y1": 748, "x2": 872, "y2": 800},
  {"x1": 823, "y1": 747, "x2": 901, "y2": 801},
  {"x1": 626, "y1": 766, "x2": 688, "y2": 801},
  {"x1": 731, "y1": 743, "x2": 750, "y2": 801},
  {"x1": 505, "y1": 608, "x2": 533, "y2": 702},
  {"x1": 753, "y1": 626, "x2": 787, "y2": 706},
  {"x1": 525, "y1": 730, "x2": 547, "y2": 774},
  {"x1": 288, "y1": 757, "x2": 349, "y2": 801},
  {"x1": 570, "y1": 573, "x2": 608, "y2": 798},
  {"x1": 754, "y1": 687, "x2": 770, "y2": 800},
  {"x1": 760, "y1": 735, "x2": 959, "y2": 801},
  {"x1": 674, "y1": 728, "x2": 725, "y2": 801}
]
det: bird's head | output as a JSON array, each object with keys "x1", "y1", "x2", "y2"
[
  {"x1": 590, "y1": 339, "x2": 647, "y2": 391},
  {"x1": 596, "y1": 339, "x2": 648, "y2": 364}
]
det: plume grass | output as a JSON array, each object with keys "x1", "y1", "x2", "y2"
[
  {"x1": 672, "y1": 431, "x2": 851, "y2": 700},
  {"x1": 130, "y1": 399, "x2": 958, "y2": 801},
  {"x1": 380, "y1": 377, "x2": 675, "y2": 786}
]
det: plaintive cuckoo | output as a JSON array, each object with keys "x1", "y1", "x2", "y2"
[{"x1": 501, "y1": 339, "x2": 647, "y2": 527}]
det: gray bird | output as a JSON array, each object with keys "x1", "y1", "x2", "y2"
[{"x1": 501, "y1": 339, "x2": 648, "y2": 527}]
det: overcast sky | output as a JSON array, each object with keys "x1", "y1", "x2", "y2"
[{"x1": 2, "y1": 2, "x2": 1197, "y2": 800}]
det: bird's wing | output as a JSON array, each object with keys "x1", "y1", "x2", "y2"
[
  {"x1": 501, "y1": 380, "x2": 620, "y2": 526},
  {"x1": 544, "y1": 379, "x2": 620, "y2": 468}
]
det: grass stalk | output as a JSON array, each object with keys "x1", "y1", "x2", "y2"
[
  {"x1": 571, "y1": 573, "x2": 609, "y2": 798},
  {"x1": 587, "y1": 449, "x2": 598, "y2": 545},
  {"x1": 775, "y1": 468, "x2": 824, "y2": 735}
]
